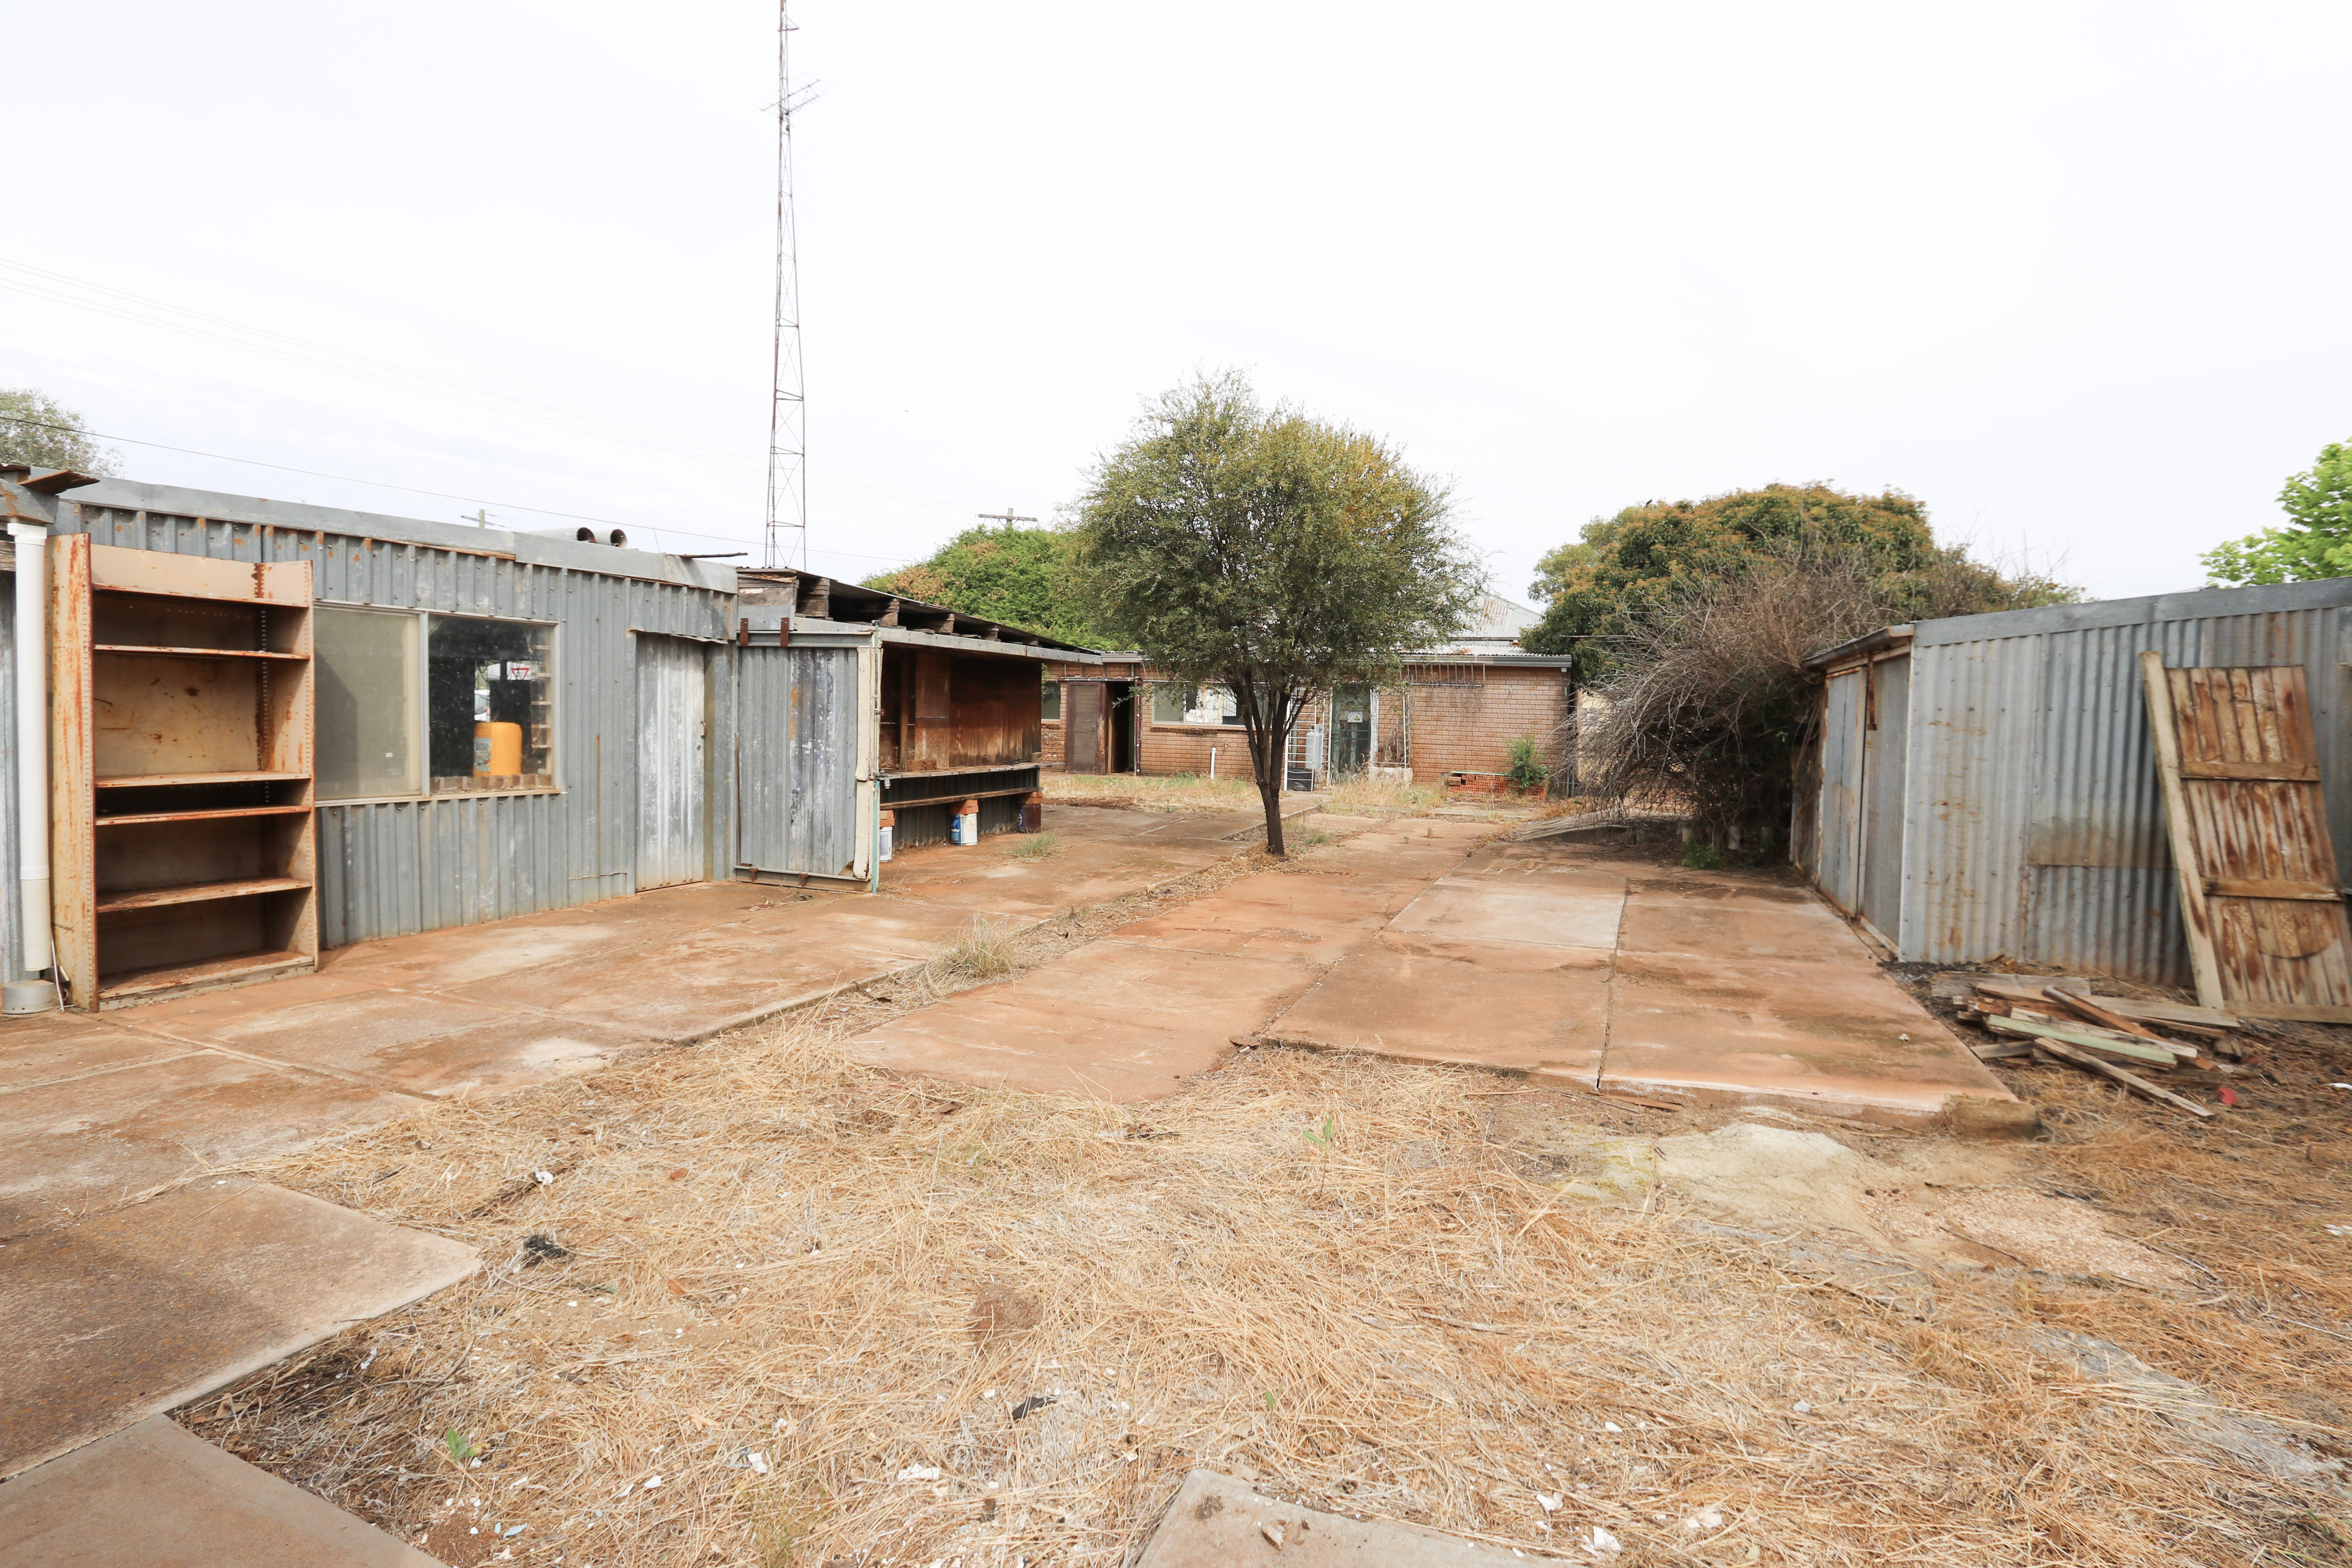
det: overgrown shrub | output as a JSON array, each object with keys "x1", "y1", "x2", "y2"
[
  {"x1": 1503, "y1": 734, "x2": 1550, "y2": 793},
  {"x1": 1577, "y1": 539, "x2": 2072, "y2": 850}
]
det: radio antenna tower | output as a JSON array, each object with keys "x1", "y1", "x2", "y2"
[{"x1": 763, "y1": 1, "x2": 810, "y2": 570}]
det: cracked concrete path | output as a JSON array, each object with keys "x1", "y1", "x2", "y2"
[
  {"x1": 0, "y1": 805, "x2": 1270, "y2": 1231},
  {"x1": 850, "y1": 821, "x2": 2023, "y2": 1129}
]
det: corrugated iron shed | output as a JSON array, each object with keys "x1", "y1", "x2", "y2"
[{"x1": 1798, "y1": 578, "x2": 2352, "y2": 984}]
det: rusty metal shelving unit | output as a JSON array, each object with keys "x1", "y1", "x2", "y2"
[{"x1": 49, "y1": 538, "x2": 318, "y2": 1010}]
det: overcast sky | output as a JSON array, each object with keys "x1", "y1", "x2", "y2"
[{"x1": 8, "y1": 3, "x2": 2347, "y2": 605}]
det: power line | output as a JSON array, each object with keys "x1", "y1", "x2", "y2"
[
  {"x1": 0, "y1": 259, "x2": 760, "y2": 473},
  {"x1": 977, "y1": 507, "x2": 1038, "y2": 528},
  {"x1": 0, "y1": 410, "x2": 913, "y2": 566},
  {"x1": 0, "y1": 257, "x2": 997, "y2": 520}
]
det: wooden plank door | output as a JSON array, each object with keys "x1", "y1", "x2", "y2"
[
  {"x1": 1065, "y1": 682, "x2": 1103, "y2": 772},
  {"x1": 2140, "y1": 652, "x2": 2352, "y2": 1021}
]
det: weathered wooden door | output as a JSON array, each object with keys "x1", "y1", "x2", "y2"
[
  {"x1": 636, "y1": 636, "x2": 708, "y2": 889},
  {"x1": 2141, "y1": 653, "x2": 2352, "y2": 1021},
  {"x1": 1065, "y1": 682, "x2": 1103, "y2": 772}
]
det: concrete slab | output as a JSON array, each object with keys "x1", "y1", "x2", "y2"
[
  {"x1": 0, "y1": 1053, "x2": 419, "y2": 1238},
  {"x1": 1389, "y1": 880, "x2": 1627, "y2": 950},
  {"x1": 0, "y1": 1012, "x2": 197, "y2": 1093},
  {"x1": 0, "y1": 1416, "x2": 445, "y2": 1567},
  {"x1": 434, "y1": 897, "x2": 986, "y2": 1043},
  {"x1": 1114, "y1": 875, "x2": 1416, "y2": 964},
  {"x1": 1265, "y1": 930, "x2": 1613, "y2": 1076},
  {"x1": 1598, "y1": 951, "x2": 2023, "y2": 1124},
  {"x1": 849, "y1": 939, "x2": 1311, "y2": 1100},
  {"x1": 1135, "y1": 1469, "x2": 1564, "y2": 1566},
  {"x1": 0, "y1": 1177, "x2": 477, "y2": 1477},
  {"x1": 1615, "y1": 880, "x2": 1869, "y2": 964}
]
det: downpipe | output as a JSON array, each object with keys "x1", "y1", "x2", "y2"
[{"x1": 8, "y1": 514, "x2": 53, "y2": 985}]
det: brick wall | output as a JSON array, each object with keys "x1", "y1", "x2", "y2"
[
  {"x1": 1037, "y1": 663, "x2": 1568, "y2": 785},
  {"x1": 1401, "y1": 667, "x2": 1571, "y2": 783}
]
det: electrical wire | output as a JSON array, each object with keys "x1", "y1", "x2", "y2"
[
  {"x1": 0, "y1": 411, "x2": 921, "y2": 567},
  {"x1": 0, "y1": 255, "x2": 990, "y2": 518}
]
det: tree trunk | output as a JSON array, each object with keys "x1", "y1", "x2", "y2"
[{"x1": 1233, "y1": 676, "x2": 1292, "y2": 856}]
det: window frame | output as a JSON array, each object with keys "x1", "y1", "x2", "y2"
[
  {"x1": 1150, "y1": 681, "x2": 1245, "y2": 729},
  {"x1": 312, "y1": 601, "x2": 564, "y2": 805}
]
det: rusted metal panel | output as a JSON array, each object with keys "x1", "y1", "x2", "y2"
[
  {"x1": 2145, "y1": 658, "x2": 2352, "y2": 1018},
  {"x1": 1064, "y1": 682, "x2": 1104, "y2": 773}
]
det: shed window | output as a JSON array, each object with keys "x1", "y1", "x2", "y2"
[
  {"x1": 315, "y1": 607, "x2": 421, "y2": 801},
  {"x1": 1041, "y1": 673, "x2": 1061, "y2": 720},
  {"x1": 427, "y1": 616, "x2": 555, "y2": 792},
  {"x1": 1152, "y1": 683, "x2": 1241, "y2": 725}
]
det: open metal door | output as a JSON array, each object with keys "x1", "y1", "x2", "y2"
[{"x1": 636, "y1": 635, "x2": 708, "y2": 889}]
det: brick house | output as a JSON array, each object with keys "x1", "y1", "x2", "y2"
[{"x1": 1041, "y1": 594, "x2": 1574, "y2": 787}]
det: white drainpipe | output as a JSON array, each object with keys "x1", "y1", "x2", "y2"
[{"x1": 9, "y1": 516, "x2": 51, "y2": 976}]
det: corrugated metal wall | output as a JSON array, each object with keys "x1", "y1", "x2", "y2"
[
  {"x1": 738, "y1": 644, "x2": 866, "y2": 879},
  {"x1": 51, "y1": 486, "x2": 740, "y2": 947},
  {"x1": 1884, "y1": 580, "x2": 2352, "y2": 983},
  {"x1": 1815, "y1": 666, "x2": 1865, "y2": 911}
]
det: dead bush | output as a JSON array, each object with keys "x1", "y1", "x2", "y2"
[{"x1": 1579, "y1": 540, "x2": 2067, "y2": 849}]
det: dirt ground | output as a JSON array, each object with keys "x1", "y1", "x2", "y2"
[{"x1": 196, "y1": 830, "x2": 2352, "y2": 1568}]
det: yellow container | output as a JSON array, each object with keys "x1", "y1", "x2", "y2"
[{"x1": 473, "y1": 721, "x2": 524, "y2": 776}]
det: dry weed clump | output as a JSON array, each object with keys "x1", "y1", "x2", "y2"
[
  {"x1": 1004, "y1": 832, "x2": 1061, "y2": 862},
  {"x1": 1318, "y1": 774, "x2": 1446, "y2": 816},
  {"x1": 1037, "y1": 771, "x2": 1259, "y2": 815},
  {"x1": 209, "y1": 1015, "x2": 2349, "y2": 1568},
  {"x1": 928, "y1": 916, "x2": 1022, "y2": 983}
]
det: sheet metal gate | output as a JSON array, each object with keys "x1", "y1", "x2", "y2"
[
  {"x1": 1798, "y1": 578, "x2": 2352, "y2": 984},
  {"x1": 735, "y1": 611, "x2": 881, "y2": 886}
]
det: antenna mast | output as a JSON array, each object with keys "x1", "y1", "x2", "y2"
[{"x1": 763, "y1": 0, "x2": 808, "y2": 570}]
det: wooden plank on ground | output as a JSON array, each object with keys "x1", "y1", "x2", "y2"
[{"x1": 2140, "y1": 652, "x2": 2352, "y2": 1022}]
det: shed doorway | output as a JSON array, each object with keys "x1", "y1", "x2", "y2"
[
  {"x1": 637, "y1": 635, "x2": 709, "y2": 889},
  {"x1": 1106, "y1": 681, "x2": 1137, "y2": 774}
]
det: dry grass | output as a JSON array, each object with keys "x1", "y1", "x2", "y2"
[
  {"x1": 1004, "y1": 832, "x2": 1062, "y2": 863},
  {"x1": 206, "y1": 1003, "x2": 2352, "y2": 1568},
  {"x1": 927, "y1": 916, "x2": 1022, "y2": 983},
  {"x1": 1038, "y1": 771, "x2": 1261, "y2": 815},
  {"x1": 1318, "y1": 774, "x2": 1447, "y2": 816}
]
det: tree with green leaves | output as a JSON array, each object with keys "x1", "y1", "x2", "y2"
[
  {"x1": 1069, "y1": 373, "x2": 1481, "y2": 854},
  {"x1": 860, "y1": 525, "x2": 1091, "y2": 642},
  {"x1": 0, "y1": 387, "x2": 115, "y2": 475},
  {"x1": 2201, "y1": 439, "x2": 2352, "y2": 585},
  {"x1": 1522, "y1": 483, "x2": 2071, "y2": 671}
]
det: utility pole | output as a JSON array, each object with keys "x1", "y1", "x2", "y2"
[
  {"x1": 976, "y1": 508, "x2": 1036, "y2": 529},
  {"x1": 763, "y1": 0, "x2": 813, "y2": 571}
]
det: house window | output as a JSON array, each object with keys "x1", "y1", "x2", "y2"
[
  {"x1": 1151, "y1": 683, "x2": 1242, "y2": 725},
  {"x1": 1041, "y1": 673, "x2": 1062, "y2": 720},
  {"x1": 426, "y1": 616, "x2": 555, "y2": 792},
  {"x1": 315, "y1": 607, "x2": 421, "y2": 801}
]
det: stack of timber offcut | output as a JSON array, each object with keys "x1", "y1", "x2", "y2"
[{"x1": 1944, "y1": 975, "x2": 2249, "y2": 1119}]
